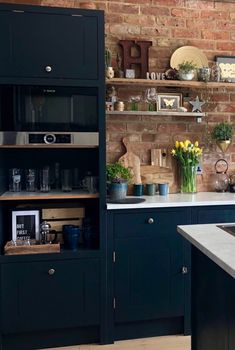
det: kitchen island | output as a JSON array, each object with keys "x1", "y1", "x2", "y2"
[{"x1": 178, "y1": 223, "x2": 235, "y2": 350}]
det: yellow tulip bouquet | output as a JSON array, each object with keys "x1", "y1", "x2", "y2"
[{"x1": 171, "y1": 140, "x2": 203, "y2": 193}]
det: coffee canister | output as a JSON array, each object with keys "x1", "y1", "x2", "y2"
[{"x1": 114, "y1": 101, "x2": 125, "y2": 112}]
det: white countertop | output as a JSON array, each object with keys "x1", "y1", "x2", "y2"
[
  {"x1": 178, "y1": 223, "x2": 235, "y2": 279},
  {"x1": 107, "y1": 192, "x2": 235, "y2": 210}
]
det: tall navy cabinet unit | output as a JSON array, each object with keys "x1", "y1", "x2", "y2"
[
  {"x1": 0, "y1": 3, "x2": 106, "y2": 350},
  {"x1": 107, "y1": 207, "x2": 191, "y2": 341}
]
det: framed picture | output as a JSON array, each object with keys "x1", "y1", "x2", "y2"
[
  {"x1": 157, "y1": 93, "x2": 182, "y2": 111},
  {"x1": 216, "y1": 56, "x2": 235, "y2": 82},
  {"x1": 12, "y1": 210, "x2": 40, "y2": 241}
]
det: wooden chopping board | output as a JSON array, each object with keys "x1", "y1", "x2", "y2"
[
  {"x1": 118, "y1": 136, "x2": 141, "y2": 184},
  {"x1": 140, "y1": 165, "x2": 174, "y2": 191}
]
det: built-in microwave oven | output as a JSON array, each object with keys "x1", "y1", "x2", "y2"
[{"x1": 0, "y1": 85, "x2": 99, "y2": 146}]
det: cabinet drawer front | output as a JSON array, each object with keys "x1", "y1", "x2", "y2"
[
  {"x1": 114, "y1": 208, "x2": 188, "y2": 238},
  {"x1": 1, "y1": 259, "x2": 100, "y2": 333}
]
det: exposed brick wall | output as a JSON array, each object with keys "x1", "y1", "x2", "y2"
[{"x1": 4, "y1": 0, "x2": 235, "y2": 191}]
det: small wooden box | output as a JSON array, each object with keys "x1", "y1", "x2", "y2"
[
  {"x1": 42, "y1": 207, "x2": 85, "y2": 243},
  {"x1": 4, "y1": 241, "x2": 60, "y2": 255}
]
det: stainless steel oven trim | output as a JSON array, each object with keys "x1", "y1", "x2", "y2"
[{"x1": 0, "y1": 132, "x2": 99, "y2": 146}]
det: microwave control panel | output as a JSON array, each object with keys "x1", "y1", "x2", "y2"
[{"x1": 28, "y1": 133, "x2": 71, "y2": 144}]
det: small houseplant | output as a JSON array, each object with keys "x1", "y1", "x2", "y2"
[
  {"x1": 177, "y1": 60, "x2": 197, "y2": 81},
  {"x1": 106, "y1": 162, "x2": 132, "y2": 200},
  {"x1": 105, "y1": 48, "x2": 114, "y2": 79},
  {"x1": 212, "y1": 122, "x2": 233, "y2": 152}
]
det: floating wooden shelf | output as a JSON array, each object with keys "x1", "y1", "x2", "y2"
[
  {"x1": 106, "y1": 78, "x2": 235, "y2": 89},
  {"x1": 0, "y1": 190, "x2": 99, "y2": 201},
  {"x1": 106, "y1": 111, "x2": 205, "y2": 117}
]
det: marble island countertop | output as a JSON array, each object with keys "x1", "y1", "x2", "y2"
[
  {"x1": 107, "y1": 192, "x2": 235, "y2": 210},
  {"x1": 178, "y1": 223, "x2": 235, "y2": 279}
]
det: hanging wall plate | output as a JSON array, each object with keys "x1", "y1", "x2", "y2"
[{"x1": 170, "y1": 46, "x2": 208, "y2": 70}]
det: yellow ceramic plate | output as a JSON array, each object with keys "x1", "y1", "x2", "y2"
[{"x1": 170, "y1": 46, "x2": 208, "y2": 69}]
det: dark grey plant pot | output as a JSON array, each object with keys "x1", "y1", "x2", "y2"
[{"x1": 109, "y1": 182, "x2": 128, "y2": 201}]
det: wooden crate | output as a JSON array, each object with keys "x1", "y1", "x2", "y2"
[
  {"x1": 4, "y1": 241, "x2": 60, "y2": 255},
  {"x1": 41, "y1": 207, "x2": 85, "y2": 244}
]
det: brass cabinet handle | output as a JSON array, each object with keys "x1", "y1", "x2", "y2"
[
  {"x1": 48, "y1": 268, "x2": 55, "y2": 275},
  {"x1": 45, "y1": 65, "x2": 52, "y2": 73},
  {"x1": 182, "y1": 266, "x2": 188, "y2": 274},
  {"x1": 148, "y1": 218, "x2": 154, "y2": 224}
]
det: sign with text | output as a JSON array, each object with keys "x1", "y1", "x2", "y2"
[{"x1": 12, "y1": 210, "x2": 40, "y2": 241}]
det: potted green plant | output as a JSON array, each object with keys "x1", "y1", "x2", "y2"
[
  {"x1": 212, "y1": 122, "x2": 233, "y2": 152},
  {"x1": 106, "y1": 162, "x2": 132, "y2": 200},
  {"x1": 105, "y1": 48, "x2": 114, "y2": 79},
  {"x1": 177, "y1": 60, "x2": 197, "y2": 81}
]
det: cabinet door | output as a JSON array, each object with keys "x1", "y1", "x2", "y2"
[
  {"x1": 113, "y1": 208, "x2": 190, "y2": 323},
  {"x1": 0, "y1": 10, "x2": 99, "y2": 80},
  {"x1": 1, "y1": 258, "x2": 100, "y2": 333}
]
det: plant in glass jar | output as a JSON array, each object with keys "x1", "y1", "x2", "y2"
[
  {"x1": 171, "y1": 140, "x2": 203, "y2": 193},
  {"x1": 212, "y1": 122, "x2": 233, "y2": 153},
  {"x1": 106, "y1": 162, "x2": 132, "y2": 200}
]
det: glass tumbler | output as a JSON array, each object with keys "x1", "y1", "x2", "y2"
[
  {"x1": 61, "y1": 169, "x2": 72, "y2": 192},
  {"x1": 40, "y1": 166, "x2": 50, "y2": 192},
  {"x1": 26, "y1": 168, "x2": 36, "y2": 192},
  {"x1": 9, "y1": 168, "x2": 21, "y2": 192}
]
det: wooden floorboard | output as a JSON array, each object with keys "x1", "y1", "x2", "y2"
[{"x1": 44, "y1": 335, "x2": 191, "y2": 350}]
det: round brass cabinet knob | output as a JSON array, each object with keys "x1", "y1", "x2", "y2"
[
  {"x1": 45, "y1": 65, "x2": 52, "y2": 73},
  {"x1": 182, "y1": 266, "x2": 188, "y2": 274},
  {"x1": 148, "y1": 218, "x2": 154, "y2": 224},
  {"x1": 48, "y1": 268, "x2": 55, "y2": 275}
]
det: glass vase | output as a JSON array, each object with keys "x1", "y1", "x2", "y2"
[{"x1": 180, "y1": 165, "x2": 197, "y2": 193}]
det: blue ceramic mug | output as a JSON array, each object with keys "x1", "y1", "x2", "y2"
[{"x1": 63, "y1": 225, "x2": 80, "y2": 251}]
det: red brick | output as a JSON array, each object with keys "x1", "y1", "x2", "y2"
[
  {"x1": 201, "y1": 10, "x2": 229, "y2": 20},
  {"x1": 202, "y1": 30, "x2": 230, "y2": 41},
  {"x1": 106, "y1": 122, "x2": 127, "y2": 132},
  {"x1": 141, "y1": 6, "x2": 170, "y2": 16},
  {"x1": 172, "y1": 28, "x2": 200, "y2": 39},
  {"x1": 185, "y1": 0, "x2": 214, "y2": 9},
  {"x1": 127, "y1": 122, "x2": 157, "y2": 133},
  {"x1": 186, "y1": 19, "x2": 216, "y2": 30},
  {"x1": 216, "y1": 42, "x2": 235, "y2": 51},
  {"x1": 157, "y1": 17, "x2": 185, "y2": 28},
  {"x1": 41, "y1": 0, "x2": 74, "y2": 6},
  {"x1": 152, "y1": 0, "x2": 184, "y2": 5},
  {"x1": 157, "y1": 124, "x2": 186, "y2": 133},
  {"x1": 171, "y1": 8, "x2": 200, "y2": 18},
  {"x1": 124, "y1": 15, "x2": 155, "y2": 27},
  {"x1": 109, "y1": 3, "x2": 139, "y2": 15}
]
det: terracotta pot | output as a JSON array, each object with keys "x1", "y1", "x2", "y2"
[{"x1": 79, "y1": 2, "x2": 96, "y2": 9}]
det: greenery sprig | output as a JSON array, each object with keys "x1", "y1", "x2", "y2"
[
  {"x1": 212, "y1": 122, "x2": 233, "y2": 141},
  {"x1": 106, "y1": 162, "x2": 132, "y2": 183}
]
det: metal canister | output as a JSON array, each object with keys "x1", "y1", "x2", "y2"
[{"x1": 114, "y1": 101, "x2": 125, "y2": 112}]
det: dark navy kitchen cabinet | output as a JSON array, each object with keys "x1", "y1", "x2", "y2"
[
  {"x1": 0, "y1": 3, "x2": 106, "y2": 350},
  {"x1": 192, "y1": 205, "x2": 235, "y2": 224},
  {"x1": 108, "y1": 207, "x2": 191, "y2": 340},
  {"x1": 1, "y1": 258, "x2": 100, "y2": 333},
  {"x1": 0, "y1": 4, "x2": 102, "y2": 81}
]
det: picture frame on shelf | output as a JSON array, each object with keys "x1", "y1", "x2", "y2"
[
  {"x1": 216, "y1": 56, "x2": 235, "y2": 82},
  {"x1": 12, "y1": 210, "x2": 40, "y2": 241},
  {"x1": 157, "y1": 93, "x2": 182, "y2": 111}
]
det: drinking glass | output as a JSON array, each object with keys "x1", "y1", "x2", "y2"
[
  {"x1": 40, "y1": 166, "x2": 50, "y2": 192},
  {"x1": 61, "y1": 169, "x2": 72, "y2": 192},
  {"x1": 145, "y1": 88, "x2": 157, "y2": 111},
  {"x1": 25, "y1": 168, "x2": 36, "y2": 192},
  {"x1": 9, "y1": 168, "x2": 21, "y2": 192}
]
